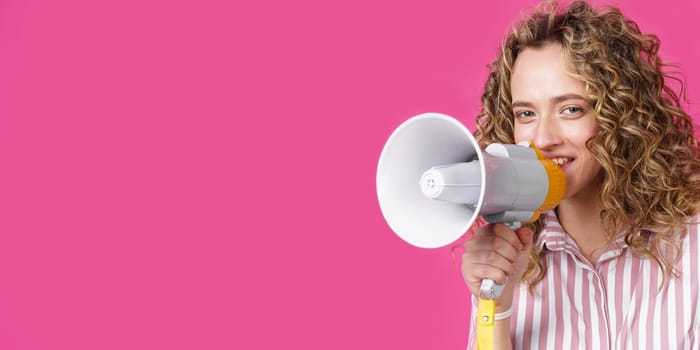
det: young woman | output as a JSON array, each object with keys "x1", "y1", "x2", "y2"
[{"x1": 461, "y1": 1, "x2": 700, "y2": 349}]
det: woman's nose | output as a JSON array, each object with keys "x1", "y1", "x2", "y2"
[{"x1": 531, "y1": 117, "x2": 563, "y2": 150}]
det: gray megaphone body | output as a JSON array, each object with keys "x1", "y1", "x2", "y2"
[{"x1": 376, "y1": 113, "x2": 566, "y2": 299}]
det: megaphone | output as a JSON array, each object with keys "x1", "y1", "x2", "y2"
[{"x1": 376, "y1": 112, "x2": 566, "y2": 297}]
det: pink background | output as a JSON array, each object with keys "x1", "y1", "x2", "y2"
[{"x1": 0, "y1": 0, "x2": 698, "y2": 349}]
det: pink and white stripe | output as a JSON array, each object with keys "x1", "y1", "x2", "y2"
[{"x1": 468, "y1": 212, "x2": 700, "y2": 349}]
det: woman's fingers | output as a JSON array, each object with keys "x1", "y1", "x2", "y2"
[
  {"x1": 461, "y1": 223, "x2": 533, "y2": 290},
  {"x1": 461, "y1": 258, "x2": 511, "y2": 285},
  {"x1": 465, "y1": 224, "x2": 524, "y2": 262}
]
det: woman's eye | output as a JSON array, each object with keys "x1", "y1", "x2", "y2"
[
  {"x1": 562, "y1": 106, "x2": 582, "y2": 114},
  {"x1": 515, "y1": 110, "x2": 535, "y2": 118}
]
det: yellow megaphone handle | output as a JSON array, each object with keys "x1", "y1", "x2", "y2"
[{"x1": 476, "y1": 298, "x2": 496, "y2": 350}]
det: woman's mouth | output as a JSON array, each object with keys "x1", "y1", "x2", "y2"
[{"x1": 550, "y1": 157, "x2": 573, "y2": 168}]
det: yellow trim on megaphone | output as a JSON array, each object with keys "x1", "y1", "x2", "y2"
[{"x1": 530, "y1": 142, "x2": 567, "y2": 213}]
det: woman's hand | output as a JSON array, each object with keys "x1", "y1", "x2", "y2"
[{"x1": 461, "y1": 223, "x2": 534, "y2": 312}]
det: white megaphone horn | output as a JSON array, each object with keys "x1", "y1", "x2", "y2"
[{"x1": 376, "y1": 112, "x2": 566, "y2": 299}]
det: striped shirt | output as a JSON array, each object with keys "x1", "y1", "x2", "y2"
[{"x1": 468, "y1": 211, "x2": 700, "y2": 349}]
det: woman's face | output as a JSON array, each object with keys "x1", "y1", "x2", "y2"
[{"x1": 510, "y1": 42, "x2": 602, "y2": 200}]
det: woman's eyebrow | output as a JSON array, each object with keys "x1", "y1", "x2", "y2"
[
  {"x1": 512, "y1": 94, "x2": 587, "y2": 108},
  {"x1": 511, "y1": 101, "x2": 534, "y2": 108},
  {"x1": 551, "y1": 93, "x2": 587, "y2": 104}
]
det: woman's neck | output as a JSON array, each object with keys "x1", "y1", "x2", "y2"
[{"x1": 556, "y1": 183, "x2": 608, "y2": 265}]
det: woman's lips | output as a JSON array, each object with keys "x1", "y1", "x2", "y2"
[{"x1": 550, "y1": 157, "x2": 573, "y2": 170}]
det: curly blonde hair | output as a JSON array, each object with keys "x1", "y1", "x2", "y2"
[{"x1": 475, "y1": 0, "x2": 700, "y2": 287}]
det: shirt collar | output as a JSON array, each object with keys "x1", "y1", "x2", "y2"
[
  {"x1": 536, "y1": 211, "x2": 572, "y2": 252},
  {"x1": 536, "y1": 211, "x2": 629, "y2": 263}
]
